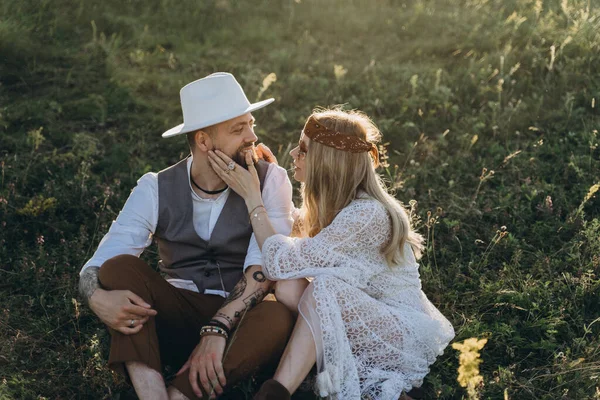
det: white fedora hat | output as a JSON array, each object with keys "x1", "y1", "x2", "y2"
[{"x1": 162, "y1": 72, "x2": 275, "y2": 138}]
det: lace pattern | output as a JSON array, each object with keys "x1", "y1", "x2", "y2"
[{"x1": 263, "y1": 198, "x2": 455, "y2": 399}]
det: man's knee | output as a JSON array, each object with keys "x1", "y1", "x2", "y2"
[
  {"x1": 255, "y1": 300, "x2": 295, "y2": 339},
  {"x1": 223, "y1": 301, "x2": 295, "y2": 383},
  {"x1": 234, "y1": 300, "x2": 295, "y2": 351},
  {"x1": 98, "y1": 254, "x2": 151, "y2": 290}
]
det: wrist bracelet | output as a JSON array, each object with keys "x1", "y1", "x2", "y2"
[
  {"x1": 200, "y1": 328, "x2": 228, "y2": 340},
  {"x1": 250, "y1": 210, "x2": 267, "y2": 222},
  {"x1": 208, "y1": 319, "x2": 232, "y2": 335},
  {"x1": 201, "y1": 331, "x2": 228, "y2": 339},
  {"x1": 200, "y1": 325, "x2": 229, "y2": 340},
  {"x1": 248, "y1": 204, "x2": 265, "y2": 217}
]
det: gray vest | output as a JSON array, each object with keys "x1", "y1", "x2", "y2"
[{"x1": 155, "y1": 157, "x2": 269, "y2": 293}]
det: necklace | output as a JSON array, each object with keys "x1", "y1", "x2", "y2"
[
  {"x1": 191, "y1": 177, "x2": 228, "y2": 195},
  {"x1": 190, "y1": 160, "x2": 228, "y2": 194}
]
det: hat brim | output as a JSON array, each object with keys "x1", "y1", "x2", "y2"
[{"x1": 161, "y1": 98, "x2": 275, "y2": 138}]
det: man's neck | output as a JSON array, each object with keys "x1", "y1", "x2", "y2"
[{"x1": 189, "y1": 153, "x2": 228, "y2": 197}]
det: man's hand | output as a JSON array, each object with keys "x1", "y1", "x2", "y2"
[
  {"x1": 177, "y1": 335, "x2": 227, "y2": 399},
  {"x1": 256, "y1": 143, "x2": 278, "y2": 164},
  {"x1": 88, "y1": 288, "x2": 157, "y2": 335},
  {"x1": 174, "y1": 264, "x2": 272, "y2": 398}
]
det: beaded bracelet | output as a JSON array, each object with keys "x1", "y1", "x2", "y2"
[
  {"x1": 200, "y1": 325, "x2": 228, "y2": 336},
  {"x1": 200, "y1": 326, "x2": 228, "y2": 340},
  {"x1": 201, "y1": 332, "x2": 228, "y2": 339},
  {"x1": 200, "y1": 325, "x2": 229, "y2": 340},
  {"x1": 208, "y1": 319, "x2": 232, "y2": 336}
]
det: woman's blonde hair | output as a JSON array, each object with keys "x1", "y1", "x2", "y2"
[{"x1": 299, "y1": 107, "x2": 424, "y2": 264}]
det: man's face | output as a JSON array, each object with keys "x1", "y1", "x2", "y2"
[{"x1": 211, "y1": 113, "x2": 258, "y2": 167}]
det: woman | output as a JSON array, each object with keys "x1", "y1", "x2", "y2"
[{"x1": 207, "y1": 108, "x2": 454, "y2": 400}]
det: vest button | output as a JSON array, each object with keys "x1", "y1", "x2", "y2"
[{"x1": 204, "y1": 270, "x2": 211, "y2": 277}]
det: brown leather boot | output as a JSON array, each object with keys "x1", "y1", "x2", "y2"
[{"x1": 253, "y1": 379, "x2": 291, "y2": 400}]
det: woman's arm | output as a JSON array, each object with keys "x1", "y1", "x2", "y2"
[{"x1": 262, "y1": 200, "x2": 390, "y2": 283}]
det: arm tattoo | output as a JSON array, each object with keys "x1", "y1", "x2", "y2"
[
  {"x1": 221, "y1": 274, "x2": 247, "y2": 308},
  {"x1": 233, "y1": 289, "x2": 267, "y2": 320},
  {"x1": 243, "y1": 288, "x2": 266, "y2": 309},
  {"x1": 233, "y1": 288, "x2": 268, "y2": 321},
  {"x1": 79, "y1": 267, "x2": 100, "y2": 304},
  {"x1": 219, "y1": 273, "x2": 269, "y2": 327},
  {"x1": 214, "y1": 312, "x2": 234, "y2": 327},
  {"x1": 252, "y1": 271, "x2": 266, "y2": 283}
]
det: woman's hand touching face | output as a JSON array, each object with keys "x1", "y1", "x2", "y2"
[
  {"x1": 255, "y1": 143, "x2": 278, "y2": 164},
  {"x1": 208, "y1": 150, "x2": 262, "y2": 205}
]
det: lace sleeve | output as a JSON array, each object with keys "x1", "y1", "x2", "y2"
[{"x1": 262, "y1": 199, "x2": 390, "y2": 284}]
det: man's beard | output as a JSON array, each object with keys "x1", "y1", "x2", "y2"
[{"x1": 231, "y1": 144, "x2": 258, "y2": 169}]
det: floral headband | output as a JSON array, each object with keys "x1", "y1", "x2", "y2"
[{"x1": 302, "y1": 116, "x2": 380, "y2": 167}]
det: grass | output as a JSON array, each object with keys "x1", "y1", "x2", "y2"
[{"x1": 1, "y1": 0, "x2": 599, "y2": 398}]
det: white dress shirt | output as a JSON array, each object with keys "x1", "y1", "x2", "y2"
[{"x1": 81, "y1": 156, "x2": 294, "y2": 297}]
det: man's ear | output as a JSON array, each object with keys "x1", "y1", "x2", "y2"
[{"x1": 195, "y1": 129, "x2": 213, "y2": 152}]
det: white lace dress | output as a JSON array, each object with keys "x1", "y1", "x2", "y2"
[{"x1": 262, "y1": 197, "x2": 455, "y2": 399}]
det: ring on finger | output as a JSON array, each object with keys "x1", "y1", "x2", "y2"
[
  {"x1": 130, "y1": 319, "x2": 135, "y2": 328},
  {"x1": 224, "y1": 169, "x2": 230, "y2": 174},
  {"x1": 227, "y1": 161, "x2": 236, "y2": 171}
]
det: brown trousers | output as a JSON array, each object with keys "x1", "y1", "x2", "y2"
[{"x1": 98, "y1": 255, "x2": 295, "y2": 399}]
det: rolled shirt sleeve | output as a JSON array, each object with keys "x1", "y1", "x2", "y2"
[
  {"x1": 80, "y1": 172, "x2": 158, "y2": 274},
  {"x1": 243, "y1": 163, "x2": 294, "y2": 272}
]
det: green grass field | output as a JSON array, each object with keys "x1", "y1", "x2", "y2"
[{"x1": 1, "y1": 0, "x2": 599, "y2": 398}]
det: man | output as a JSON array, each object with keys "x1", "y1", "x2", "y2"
[{"x1": 79, "y1": 72, "x2": 295, "y2": 400}]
